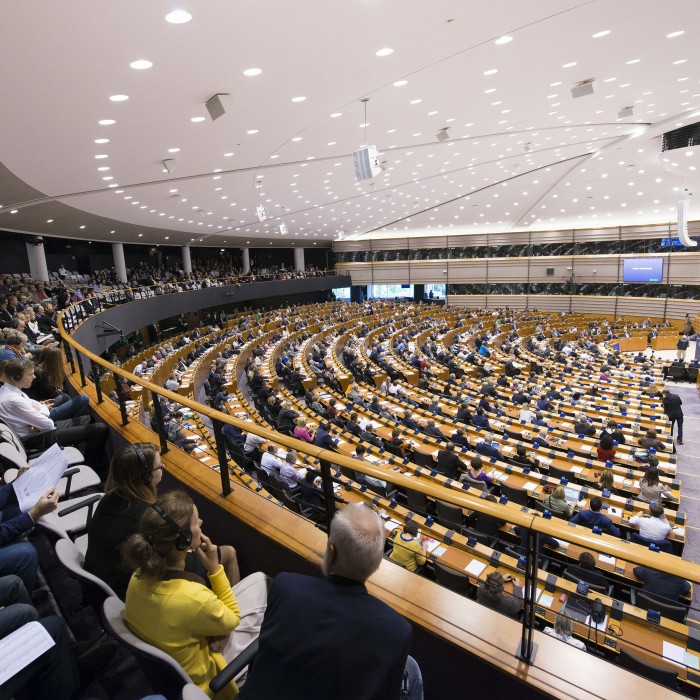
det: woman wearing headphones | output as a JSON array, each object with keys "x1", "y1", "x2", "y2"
[
  {"x1": 123, "y1": 490, "x2": 268, "y2": 700},
  {"x1": 84, "y1": 443, "x2": 239, "y2": 599}
]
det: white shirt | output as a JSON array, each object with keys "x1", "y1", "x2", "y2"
[
  {"x1": 629, "y1": 514, "x2": 672, "y2": 541},
  {"x1": 260, "y1": 451, "x2": 284, "y2": 476},
  {"x1": 279, "y1": 461, "x2": 304, "y2": 488},
  {"x1": 0, "y1": 383, "x2": 55, "y2": 436},
  {"x1": 243, "y1": 432, "x2": 266, "y2": 454}
]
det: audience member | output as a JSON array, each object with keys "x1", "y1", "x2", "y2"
[{"x1": 477, "y1": 570, "x2": 523, "y2": 618}]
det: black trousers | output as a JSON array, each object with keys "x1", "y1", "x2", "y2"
[
  {"x1": 670, "y1": 415, "x2": 684, "y2": 442},
  {"x1": 22, "y1": 416, "x2": 109, "y2": 476}
]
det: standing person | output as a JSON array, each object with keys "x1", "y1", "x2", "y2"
[
  {"x1": 677, "y1": 333, "x2": 690, "y2": 361},
  {"x1": 123, "y1": 491, "x2": 268, "y2": 700},
  {"x1": 662, "y1": 389, "x2": 684, "y2": 445},
  {"x1": 238, "y1": 503, "x2": 412, "y2": 700}
]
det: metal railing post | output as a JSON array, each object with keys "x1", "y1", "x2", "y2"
[
  {"x1": 74, "y1": 349, "x2": 87, "y2": 387},
  {"x1": 113, "y1": 372, "x2": 129, "y2": 425},
  {"x1": 150, "y1": 391, "x2": 170, "y2": 454},
  {"x1": 516, "y1": 528, "x2": 539, "y2": 664},
  {"x1": 90, "y1": 360, "x2": 104, "y2": 403},
  {"x1": 212, "y1": 418, "x2": 233, "y2": 498},
  {"x1": 63, "y1": 339, "x2": 76, "y2": 374},
  {"x1": 319, "y1": 458, "x2": 337, "y2": 527}
]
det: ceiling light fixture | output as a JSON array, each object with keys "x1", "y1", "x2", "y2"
[
  {"x1": 109, "y1": 94, "x2": 129, "y2": 102},
  {"x1": 243, "y1": 67, "x2": 262, "y2": 76},
  {"x1": 592, "y1": 30, "x2": 610, "y2": 38},
  {"x1": 98, "y1": 119, "x2": 115, "y2": 125},
  {"x1": 376, "y1": 48, "x2": 394, "y2": 57},
  {"x1": 165, "y1": 10, "x2": 192, "y2": 24},
  {"x1": 494, "y1": 35, "x2": 513, "y2": 45},
  {"x1": 130, "y1": 59, "x2": 153, "y2": 70}
]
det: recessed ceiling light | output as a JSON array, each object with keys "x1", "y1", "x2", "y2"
[
  {"x1": 291, "y1": 96, "x2": 306, "y2": 103},
  {"x1": 94, "y1": 154, "x2": 108, "y2": 159},
  {"x1": 102, "y1": 176, "x2": 113, "y2": 181},
  {"x1": 330, "y1": 112, "x2": 342, "y2": 118},
  {"x1": 130, "y1": 59, "x2": 153, "y2": 70},
  {"x1": 243, "y1": 67, "x2": 262, "y2": 76},
  {"x1": 592, "y1": 30, "x2": 610, "y2": 38},
  {"x1": 79, "y1": 225, "x2": 86, "y2": 229},
  {"x1": 483, "y1": 69, "x2": 498, "y2": 75},
  {"x1": 190, "y1": 116, "x2": 205, "y2": 122},
  {"x1": 165, "y1": 10, "x2": 192, "y2": 24},
  {"x1": 626, "y1": 58, "x2": 640, "y2": 64},
  {"x1": 94, "y1": 138, "x2": 109, "y2": 144},
  {"x1": 224, "y1": 152, "x2": 234, "y2": 157},
  {"x1": 393, "y1": 80, "x2": 408, "y2": 87},
  {"x1": 667, "y1": 30, "x2": 684, "y2": 38},
  {"x1": 376, "y1": 48, "x2": 394, "y2": 57},
  {"x1": 562, "y1": 61, "x2": 577, "y2": 68},
  {"x1": 246, "y1": 129, "x2": 259, "y2": 134},
  {"x1": 97, "y1": 166, "x2": 110, "y2": 171},
  {"x1": 98, "y1": 119, "x2": 115, "y2": 125},
  {"x1": 47, "y1": 219, "x2": 53, "y2": 223},
  {"x1": 292, "y1": 136, "x2": 303, "y2": 142},
  {"x1": 167, "y1": 147, "x2": 180, "y2": 153},
  {"x1": 165, "y1": 236, "x2": 169, "y2": 240},
  {"x1": 494, "y1": 35, "x2": 513, "y2": 45},
  {"x1": 109, "y1": 94, "x2": 129, "y2": 102},
  {"x1": 410, "y1": 99, "x2": 422, "y2": 105}
]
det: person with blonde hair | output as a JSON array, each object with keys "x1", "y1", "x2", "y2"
[
  {"x1": 543, "y1": 485, "x2": 573, "y2": 518},
  {"x1": 544, "y1": 613, "x2": 586, "y2": 650},
  {"x1": 123, "y1": 490, "x2": 268, "y2": 700}
]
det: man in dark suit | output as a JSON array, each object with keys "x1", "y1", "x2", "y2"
[
  {"x1": 633, "y1": 565, "x2": 691, "y2": 602},
  {"x1": 402, "y1": 413, "x2": 420, "y2": 431},
  {"x1": 238, "y1": 504, "x2": 412, "y2": 700},
  {"x1": 474, "y1": 433, "x2": 503, "y2": 461},
  {"x1": 451, "y1": 427, "x2": 471, "y2": 448},
  {"x1": 566, "y1": 551, "x2": 610, "y2": 589},
  {"x1": 421, "y1": 419, "x2": 444, "y2": 439},
  {"x1": 662, "y1": 390, "x2": 684, "y2": 445},
  {"x1": 436, "y1": 442, "x2": 464, "y2": 480}
]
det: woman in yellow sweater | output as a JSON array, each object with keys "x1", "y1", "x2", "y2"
[
  {"x1": 389, "y1": 519, "x2": 428, "y2": 573},
  {"x1": 123, "y1": 491, "x2": 268, "y2": 699}
]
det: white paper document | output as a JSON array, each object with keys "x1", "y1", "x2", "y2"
[
  {"x1": 432, "y1": 546, "x2": 447, "y2": 557},
  {"x1": 663, "y1": 641, "x2": 687, "y2": 667},
  {"x1": 12, "y1": 444, "x2": 67, "y2": 513},
  {"x1": 598, "y1": 553, "x2": 616, "y2": 566},
  {"x1": 464, "y1": 560, "x2": 487, "y2": 577},
  {"x1": 584, "y1": 614, "x2": 608, "y2": 632},
  {"x1": 424, "y1": 538, "x2": 442, "y2": 554},
  {"x1": 539, "y1": 593, "x2": 554, "y2": 609},
  {"x1": 384, "y1": 519, "x2": 402, "y2": 532},
  {"x1": 0, "y1": 621, "x2": 56, "y2": 685}
]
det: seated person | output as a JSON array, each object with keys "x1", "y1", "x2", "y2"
[
  {"x1": 298, "y1": 471, "x2": 325, "y2": 511},
  {"x1": 435, "y1": 442, "x2": 463, "y2": 480},
  {"x1": 474, "y1": 433, "x2": 503, "y2": 461},
  {"x1": 359, "y1": 423, "x2": 384, "y2": 449},
  {"x1": 352, "y1": 445, "x2": 388, "y2": 491},
  {"x1": 472, "y1": 408, "x2": 491, "y2": 430},
  {"x1": 85, "y1": 443, "x2": 240, "y2": 599},
  {"x1": 293, "y1": 416, "x2": 315, "y2": 443},
  {"x1": 238, "y1": 504, "x2": 411, "y2": 699},
  {"x1": 461, "y1": 455, "x2": 494, "y2": 486},
  {"x1": 476, "y1": 571, "x2": 523, "y2": 618},
  {"x1": 313, "y1": 421, "x2": 339, "y2": 449},
  {"x1": 389, "y1": 520, "x2": 427, "y2": 573},
  {"x1": 638, "y1": 468, "x2": 671, "y2": 503},
  {"x1": 451, "y1": 426, "x2": 471, "y2": 448},
  {"x1": 508, "y1": 445, "x2": 537, "y2": 471},
  {"x1": 279, "y1": 450, "x2": 305, "y2": 489},
  {"x1": 573, "y1": 413, "x2": 595, "y2": 437},
  {"x1": 632, "y1": 565, "x2": 691, "y2": 603},
  {"x1": 565, "y1": 551, "x2": 610, "y2": 589},
  {"x1": 638, "y1": 429, "x2": 666, "y2": 452},
  {"x1": 260, "y1": 444, "x2": 285, "y2": 476},
  {"x1": 123, "y1": 491, "x2": 268, "y2": 700},
  {"x1": 629, "y1": 502, "x2": 671, "y2": 543},
  {"x1": 544, "y1": 612, "x2": 586, "y2": 651},
  {"x1": 543, "y1": 485, "x2": 573, "y2": 518},
  {"x1": 388, "y1": 427, "x2": 410, "y2": 456},
  {"x1": 599, "y1": 420, "x2": 626, "y2": 445},
  {"x1": 570, "y1": 496, "x2": 621, "y2": 536},
  {"x1": 0, "y1": 358, "x2": 109, "y2": 474},
  {"x1": 421, "y1": 418, "x2": 444, "y2": 439},
  {"x1": 596, "y1": 433, "x2": 616, "y2": 463},
  {"x1": 597, "y1": 468, "x2": 617, "y2": 495}
]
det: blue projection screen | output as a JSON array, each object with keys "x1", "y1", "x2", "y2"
[{"x1": 622, "y1": 257, "x2": 664, "y2": 283}]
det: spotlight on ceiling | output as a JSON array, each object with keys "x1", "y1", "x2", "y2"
[
  {"x1": 571, "y1": 79, "x2": 595, "y2": 98},
  {"x1": 618, "y1": 105, "x2": 634, "y2": 119},
  {"x1": 205, "y1": 93, "x2": 232, "y2": 121},
  {"x1": 436, "y1": 127, "x2": 450, "y2": 142},
  {"x1": 162, "y1": 159, "x2": 177, "y2": 175}
]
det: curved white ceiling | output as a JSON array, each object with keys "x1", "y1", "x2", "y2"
[{"x1": 0, "y1": 0, "x2": 698, "y2": 246}]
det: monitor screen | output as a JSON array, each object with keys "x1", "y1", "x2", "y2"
[{"x1": 623, "y1": 257, "x2": 664, "y2": 283}]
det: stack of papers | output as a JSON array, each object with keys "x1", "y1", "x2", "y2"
[
  {"x1": 465, "y1": 560, "x2": 487, "y2": 577},
  {"x1": 12, "y1": 444, "x2": 67, "y2": 512},
  {"x1": 384, "y1": 519, "x2": 401, "y2": 532},
  {"x1": 598, "y1": 553, "x2": 616, "y2": 566}
]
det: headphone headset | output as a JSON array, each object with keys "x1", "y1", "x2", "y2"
[
  {"x1": 150, "y1": 503, "x2": 192, "y2": 551},
  {"x1": 132, "y1": 443, "x2": 152, "y2": 485}
]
